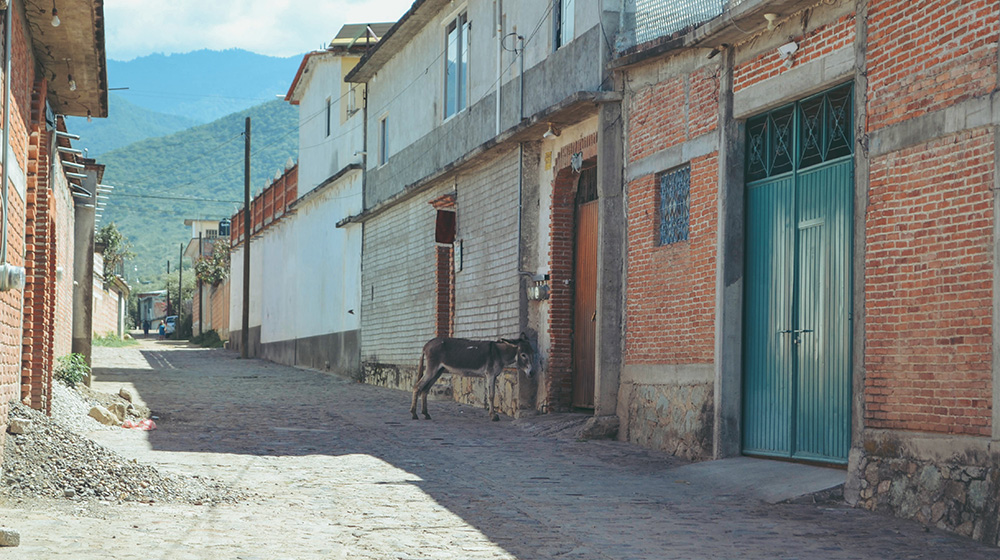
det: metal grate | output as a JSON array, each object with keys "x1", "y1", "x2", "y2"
[
  {"x1": 658, "y1": 165, "x2": 690, "y2": 246},
  {"x1": 618, "y1": 0, "x2": 747, "y2": 52}
]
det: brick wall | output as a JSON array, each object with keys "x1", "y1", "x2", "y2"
[
  {"x1": 865, "y1": 129, "x2": 994, "y2": 436},
  {"x1": 0, "y1": 3, "x2": 36, "y2": 454},
  {"x1": 21, "y1": 77, "x2": 53, "y2": 413},
  {"x1": 628, "y1": 65, "x2": 719, "y2": 160},
  {"x1": 734, "y1": 12, "x2": 856, "y2": 93},
  {"x1": 625, "y1": 153, "x2": 719, "y2": 364},
  {"x1": 547, "y1": 135, "x2": 598, "y2": 411},
  {"x1": 453, "y1": 148, "x2": 520, "y2": 341},
  {"x1": 53, "y1": 149, "x2": 75, "y2": 360},
  {"x1": 361, "y1": 188, "x2": 445, "y2": 366},
  {"x1": 867, "y1": 0, "x2": 997, "y2": 130}
]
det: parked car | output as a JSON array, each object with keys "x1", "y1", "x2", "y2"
[{"x1": 163, "y1": 316, "x2": 177, "y2": 335}]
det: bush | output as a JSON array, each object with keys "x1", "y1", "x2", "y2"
[
  {"x1": 55, "y1": 354, "x2": 90, "y2": 387},
  {"x1": 93, "y1": 332, "x2": 139, "y2": 347},
  {"x1": 190, "y1": 329, "x2": 224, "y2": 348}
]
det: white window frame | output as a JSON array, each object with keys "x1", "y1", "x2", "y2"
[
  {"x1": 554, "y1": 0, "x2": 575, "y2": 50},
  {"x1": 444, "y1": 10, "x2": 470, "y2": 120}
]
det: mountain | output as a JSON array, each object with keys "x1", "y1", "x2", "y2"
[
  {"x1": 65, "y1": 94, "x2": 201, "y2": 156},
  {"x1": 97, "y1": 99, "x2": 299, "y2": 282},
  {"x1": 104, "y1": 49, "x2": 303, "y2": 123}
]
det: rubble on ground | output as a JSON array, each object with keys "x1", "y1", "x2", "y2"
[{"x1": 1, "y1": 383, "x2": 245, "y2": 506}]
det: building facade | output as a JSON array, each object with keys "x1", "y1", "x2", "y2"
[
  {"x1": 0, "y1": 0, "x2": 108, "y2": 457},
  {"x1": 344, "y1": 0, "x2": 625, "y2": 416},
  {"x1": 613, "y1": 0, "x2": 1000, "y2": 546}
]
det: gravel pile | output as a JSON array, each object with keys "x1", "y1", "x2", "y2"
[
  {"x1": 2, "y1": 391, "x2": 244, "y2": 505},
  {"x1": 50, "y1": 381, "x2": 118, "y2": 433}
]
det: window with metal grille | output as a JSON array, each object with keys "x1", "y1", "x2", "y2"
[{"x1": 658, "y1": 165, "x2": 690, "y2": 245}]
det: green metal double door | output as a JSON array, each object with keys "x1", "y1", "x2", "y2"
[{"x1": 742, "y1": 83, "x2": 853, "y2": 464}]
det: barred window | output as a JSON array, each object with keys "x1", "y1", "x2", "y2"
[{"x1": 658, "y1": 165, "x2": 690, "y2": 245}]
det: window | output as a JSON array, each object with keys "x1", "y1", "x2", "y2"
[
  {"x1": 554, "y1": 0, "x2": 575, "y2": 49},
  {"x1": 658, "y1": 165, "x2": 690, "y2": 245},
  {"x1": 445, "y1": 12, "x2": 469, "y2": 119},
  {"x1": 325, "y1": 97, "x2": 332, "y2": 137},
  {"x1": 378, "y1": 116, "x2": 388, "y2": 166},
  {"x1": 347, "y1": 86, "x2": 357, "y2": 115}
]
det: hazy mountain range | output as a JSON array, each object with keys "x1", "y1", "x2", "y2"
[{"x1": 69, "y1": 49, "x2": 305, "y2": 282}]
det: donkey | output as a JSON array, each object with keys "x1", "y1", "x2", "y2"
[{"x1": 411, "y1": 333, "x2": 536, "y2": 421}]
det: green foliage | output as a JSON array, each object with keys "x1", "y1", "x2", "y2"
[
  {"x1": 190, "y1": 329, "x2": 225, "y2": 348},
  {"x1": 194, "y1": 242, "x2": 230, "y2": 286},
  {"x1": 55, "y1": 354, "x2": 91, "y2": 387},
  {"x1": 93, "y1": 332, "x2": 139, "y2": 347},
  {"x1": 95, "y1": 222, "x2": 135, "y2": 278},
  {"x1": 97, "y1": 99, "x2": 298, "y2": 282}
]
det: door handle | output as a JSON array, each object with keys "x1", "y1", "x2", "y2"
[{"x1": 777, "y1": 329, "x2": 814, "y2": 334}]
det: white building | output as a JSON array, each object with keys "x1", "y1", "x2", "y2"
[{"x1": 229, "y1": 24, "x2": 390, "y2": 375}]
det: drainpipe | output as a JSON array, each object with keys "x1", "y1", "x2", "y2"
[
  {"x1": 495, "y1": 2, "x2": 502, "y2": 135},
  {"x1": 518, "y1": 35, "x2": 525, "y2": 122},
  {"x1": 0, "y1": 2, "x2": 24, "y2": 291}
]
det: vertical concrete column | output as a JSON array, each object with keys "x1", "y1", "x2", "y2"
[
  {"x1": 594, "y1": 99, "x2": 624, "y2": 417},
  {"x1": 71, "y1": 167, "x2": 97, "y2": 378},
  {"x1": 713, "y1": 48, "x2": 745, "y2": 458},
  {"x1": 846, "y1": 0, "x2": 872, "y2": 504}
]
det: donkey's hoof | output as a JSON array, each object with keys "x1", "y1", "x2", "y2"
[
  {"x1": 411, "y1": 413, "x2": 419, "y2": 420},
  {"x1": 423, "y1": 413, "x2": 432, "y2": 420},
  {"x1": 491, "y1": 414, "x2": 500, "y2": 422}
]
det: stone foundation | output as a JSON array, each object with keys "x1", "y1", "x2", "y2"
[
  {"x1": 618, "y1": 381, "x2": 714, "y2": 460},
  {"x1": 846, "y1": 435, "x2": 1000, "y2": 546},
  {"x1": 360, "y1": 362, "x2": 532, "y2": 417}
]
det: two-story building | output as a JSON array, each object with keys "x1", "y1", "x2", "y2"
[{"x1": 342, "y1": 0, "x2": 625, "y2": 417}]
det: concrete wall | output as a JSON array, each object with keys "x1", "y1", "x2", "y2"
[{"x1": 363, "y1": 0, "x2": 611, "y2": 208}]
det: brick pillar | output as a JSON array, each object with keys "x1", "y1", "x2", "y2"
[
  {"x1": 430, "y1": 194, "x2": 456, "y2": 339},
  {"x1": 21, "y1": 77, "x2": 53, "y2": 413}
]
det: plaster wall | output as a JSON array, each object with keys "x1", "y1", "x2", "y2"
[
  {"x1": 297, "y1": 55, "x2": 365, "y2": 195},
  {"x1": 258, "y1": 172, "x2": 362, "y2": 345},
  {"x1": 52, "y1": 151, "x2": 75, "y2": 358},
  {"x1": 363, "y1": 0, "x2": 609, "y2": 208}
]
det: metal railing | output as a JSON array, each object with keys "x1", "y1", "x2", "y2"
[{"x1": 617, "y1": 0, "x2": 747, "y2": 53}]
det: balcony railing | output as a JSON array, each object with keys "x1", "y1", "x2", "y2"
[{"x1": 617, "y1": 0, "x2": 747, "y2": 53}]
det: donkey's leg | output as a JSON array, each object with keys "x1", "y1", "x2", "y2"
[
  {"x1": 422, "y1": 367, "x2": 445, "y2": 420},
  {"x1": 411, "y1": 353, "x2": 428, "y2": 420},
  {"x1": 487, "y1": 373, "x2": 499, "y2": 421}
]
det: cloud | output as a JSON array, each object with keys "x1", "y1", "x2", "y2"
[{"x1": 105, "y1": 0, "x2": 412, "y2": 61}]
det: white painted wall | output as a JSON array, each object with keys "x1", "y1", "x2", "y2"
[
  {"x1": 257, "y1": 173, "x2": 363, "y2": 343},
  {"x1": 296, "y1": 54, "x2": 365, "y2": 195}
]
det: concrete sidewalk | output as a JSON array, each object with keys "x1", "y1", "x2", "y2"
[{"x1": 0, "y1": 340, "x2": 995, "y2": 559}]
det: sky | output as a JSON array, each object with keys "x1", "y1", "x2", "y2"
[{"x1": 104, "y1": 0, "x2": 414, "y2": 61}]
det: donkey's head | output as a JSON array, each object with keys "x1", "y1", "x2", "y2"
[{"x1": 500, "y1": 332, "x2": 536, "y2": 378}]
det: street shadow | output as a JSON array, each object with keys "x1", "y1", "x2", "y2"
[{"x1": 87, "y1": 346, "x2": 1000, "y2": 560}]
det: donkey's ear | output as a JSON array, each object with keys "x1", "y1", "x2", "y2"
[
  {"x1": 520, "y1": 332, "x2": 529, "y2": 340},
  {"x1": 499, "y1": 338, "x2": 515, "y2": 345}
]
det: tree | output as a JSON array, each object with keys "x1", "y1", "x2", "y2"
[
  {"x1": 94, "y1": 222, "x2": 135, "y2": 278},
  {"x1": 194, "y1": 241, "x2": 230, "y2": 286}
]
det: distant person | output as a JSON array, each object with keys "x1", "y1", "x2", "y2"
[
  {"x1": 142, "y1": 320, "x2": 150, "y2": 338},
  {"x1": 158, "y1": 322, "x2": 165, "y2": 340}
]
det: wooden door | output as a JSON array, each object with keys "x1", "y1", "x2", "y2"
[{"x1": 573, "y1": 198, "x2": 598, "y2": 408}]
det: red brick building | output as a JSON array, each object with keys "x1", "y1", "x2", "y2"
[
  {"x1": 0, "y1": 0, "x2": 108, "y2": 460},
  {"x1": 614, "y1": 0, "x2": 1000, "y2": 545}
]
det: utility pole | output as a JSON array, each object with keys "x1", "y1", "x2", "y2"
[
  {"x1": 198, "y1": 232, "x2": 203, "y2": 336},
  {"x1": 241, "y1": 117, "x2": 251, "y2": 358},
  {"x1": 178, "y1": 243, "x2": 183, "y2": 339}
]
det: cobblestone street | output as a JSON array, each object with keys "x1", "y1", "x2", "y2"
[{"x1": 0, "y1": 339, "x2": 997, "y2": 559}]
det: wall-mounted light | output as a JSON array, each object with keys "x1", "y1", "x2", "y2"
[
  {"x1": 777, "y1": 41, "x2": 798, "y2": 68},
  {"x1": 763, "y1": 13, "x2": 778, "y2": 31},
  {"x1": 542, "y1": 123, "x2": 560, "y2": 139},
  {"x1": 51, "y1": 2, "x2": 60, "y2": 27},
  {"x1": 68, "y1": 74, "x2": 76, "y2": 91},
  {"x1": 86, "y1": 109, "x2": 92, "y2": 123}
]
